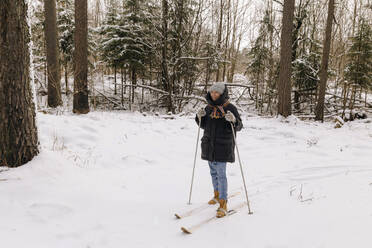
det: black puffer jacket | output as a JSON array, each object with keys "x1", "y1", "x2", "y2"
[{"x1": 195, "y1": 86, "x2": 243, "y2": 163}]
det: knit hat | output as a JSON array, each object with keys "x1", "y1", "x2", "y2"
[{"x1": 209, "y1": 82, "x2": 225, "y2": 94}]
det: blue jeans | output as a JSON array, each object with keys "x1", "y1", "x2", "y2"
[{"x1": 208, "y1": 161, "x2": 227, "y2": 200}]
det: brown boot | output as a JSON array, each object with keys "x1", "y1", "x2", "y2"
[
  {"x1": 216, "y1": 199, "x2": 227, "y2": 218},
  {"x1": 208, "y1": 191, "x2": 219, "y2": 205}
]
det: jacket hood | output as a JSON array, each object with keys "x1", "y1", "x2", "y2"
[{"x1": 206, "y1": 84, "x2": 229, "y2": 106}]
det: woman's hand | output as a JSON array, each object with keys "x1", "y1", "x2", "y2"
[
  {"x1": 225, "y1": 111, "x2": 236, "y2": 123},
  {"x1": 197, "y1": 108, "x2": 206, "y2": 119}
]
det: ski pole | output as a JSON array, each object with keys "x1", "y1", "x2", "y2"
[
  {"x1": 188, "y1": 116, "x2": 201, "y2": 205},
  {"x1": 230, "y1": 122, "x2": 253, "y2": 214}
]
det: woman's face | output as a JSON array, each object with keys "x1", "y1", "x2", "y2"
[{"x1": 211, "y1": 91, "x2": 221, "y2": 101}]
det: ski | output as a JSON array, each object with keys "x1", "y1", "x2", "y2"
[
  {"x1": 175, "y1": 190, "x2": 241, "y2": 219},
  {"x1": 180, "y1": 201, "x2": 248, "y2": 234}
]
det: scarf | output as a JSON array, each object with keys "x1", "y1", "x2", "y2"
[{"x1": 209, "y1": 101, "x2": 230, "y2": 119}]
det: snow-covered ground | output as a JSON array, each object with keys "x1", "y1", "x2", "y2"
[{"x1": 1, "y1": 111, "x2": 372, "y2": 248}]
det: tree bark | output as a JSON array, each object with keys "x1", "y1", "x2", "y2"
[
  {"x1": 44, "y1": 0, "x2": 62, "y2": 107},
  {"x1": 0, "y1": 0, "x2": 39, "y2": 167},
  {"x1": 73, "y1": 0, "x2": 90, "y2": 114},
  {"x1": 277, "y1": 0, "x2": 295, "y2": 117},
  {"x1": 315, "y1": 0, "x2": 335, "y2": 121}
]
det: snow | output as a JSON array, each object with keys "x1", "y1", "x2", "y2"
[{"x1": 1, "y1": 111, "x2": 372, "y2": 247}]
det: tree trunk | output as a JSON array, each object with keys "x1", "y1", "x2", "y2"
[
  {"x1": 131, "y1": 66, "x2": 136, "y2": 103},
  {"x1": 129, "y1": 69, "x2": 132, "y2": 111},
  {"x1": 0, "y1": 0, "x2": 39, "y2": 167},
  {"x1": 114, "y1": 65, "x2": 117, "y2": 95},
  {"x1": 121, "y1": 67, "x2": 124, "y2": 106},
  {"x1": 222, "y1": 0, "x2": 231, "y2": 82},
  {"x1": 65, "y1": 60, "x2": 69, "y2": 95},
  {"x1": 315, "y1": 0, "x2": 335, "y2": 121},
  {"x1": 162, "y1": 0, "x2": 173, "y2": 113},
  {"x1": 215, "y1": 0, "x2": 224, "y2": 82},
  {"x1": 44, "y1": 0, "x2": 62, "y2": 107},
  {"x1": 73, "y1": 0, "x2": 90, "y2": 114},
  {"x1": 124, "y1": 68, "x2": 127, "y2": 94},
  {"x1": 277, "y1": 0, "x2": 295, "y2": 117}
]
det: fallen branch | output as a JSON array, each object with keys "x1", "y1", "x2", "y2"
[
  {"x1": 120, "y1": 84, "x2": 207, "y2": 103},
  {"x1": 120, "y1": 83, "x2": 169, "y2": 95},
  {"x1": 173, "y1": 95, "x2": 207, "y2": 103},
  {"x1": 93, "y1": 88, "x2": 122, "y2": 107},
  {"x1": 326, "y1": 91, "x2": 372, "y2": 108},
  {"x1": 195, "y1": 83, "x2": 255, "y2": 88}
]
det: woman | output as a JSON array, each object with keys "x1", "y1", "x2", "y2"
[{"x1": 195, "y1": 82, "x2": 243, "y2": 218}]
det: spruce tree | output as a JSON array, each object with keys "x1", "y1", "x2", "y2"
[
  {"x1": 293, "y1": 40, "x2": 321, "y2": 91},
  {"x1": 345, "y1": 18, "x2": 372, "y2": 91},
  {"x1": 120, "y1": 0, "x2": 150, "y2": 88},
  {"x1": 247, "y1": 35, "x2": 269, "y2": 111},
  {"x1": 99, "y1": 0, "x2": 122, "y2": 69}
]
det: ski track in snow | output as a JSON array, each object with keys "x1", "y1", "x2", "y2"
[{"x1": 1, "y1": 111, "x2": 372, "y2": 248}]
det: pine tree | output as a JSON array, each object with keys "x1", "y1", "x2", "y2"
[
  {"x1": 73, "y1": 0, "x2": 90, "y2": 114},
  {"x1": 247, "y1": 35, "x2": 269, "y2": 111},
  {"x1": 161, "y1": 0, "x2": 172, "y2": 112},
  {"x1": 315, "y1": 0, "x2": 335, "y2": 121},
  {"x1": 168, "y1": 0, "x2": 199, "y2": 96},
  {"x1": 44, "y1": 0, "x2": 62, "y2": 107},
  {"x1": 57, "y1": 0, "x2": 75, "y2": 95},
  {"x1": 278, "y1": 0, "x2": 295, "y2": 117},
  {"x1": 99, "y1": 0, "x2": 122, "y2": 69},
  {"x1": 0, "y1": 0, "x2": 39, "y2": 167},
  {"x1": 293, "y1": 39, "x2": 321, "y2": 91},
  {"x1": 345, "y1": 18, "x2": 372, "y2": 91},
  {"x1": 246, "y1": 9, "x2": 273, "y2": 112},
  {"x1": 99, "y1": 0, "x2": 151, "y2": 97},
  {"x1": 120, "y1": 0, "x2": 151, "y2": 97}
]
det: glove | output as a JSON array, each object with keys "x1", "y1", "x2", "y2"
[
  {"x1": 225, "y1": 111, "x2": 236, "y2": 123},
  {"x1": 197, "y1": 108, "x2": 206, "y2": 119}
]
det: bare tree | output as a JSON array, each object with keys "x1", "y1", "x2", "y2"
[
  {"x1": 0, "y1": 0, "x2": 39, "y2": 167},
  {"x1": 277, "y1": 0, "x2": 295, "y2": 117},
  {"x1": 315, "y1": 0, "x2": 335, "y2": 121},
  {"x1": 73, "y1": 0, "x2": 90, "y2": 114},
  {"x1": 44, "y1": 0, "x2": 62, "y2": 107}
]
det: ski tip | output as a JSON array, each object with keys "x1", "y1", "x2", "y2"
[
  {"x1": 227, "y1": 209, "x2": 237, "y2": 215},
  {"x1": 175, "y1": 213, "x2": 182, "y2": 219},
  {"x1": 181, "y1": 227, "x2": 192, "y2": 234}
]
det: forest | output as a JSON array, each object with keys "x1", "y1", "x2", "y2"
[{"x1": 27, "y1": 0, "x2": 371, "y2": 118}]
